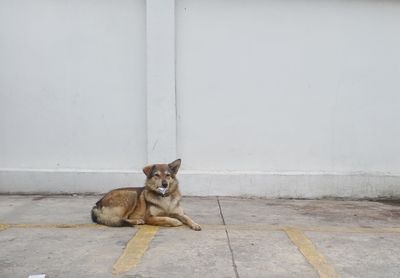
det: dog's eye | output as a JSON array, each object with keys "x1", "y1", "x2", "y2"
[
  {"x1": 154, "y1": 174, "x2": 161, "y2": 178},
  {"x1": 166, "y1": 173, "x2": 171, "y2": 177}
]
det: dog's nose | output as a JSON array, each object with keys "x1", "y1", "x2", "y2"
[{"x1": 162, "y1": 181, "x2": 168, "y2": 188}]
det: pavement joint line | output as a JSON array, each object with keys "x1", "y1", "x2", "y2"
[
  {"x1": 285, "y1": 227, "x2": 340, "y2": 278},
  {"x1": 217, "y1": 197, "x2": 240, "y2": 278},
  {"x1": 112, "y1": 225, "x2": 159, "y2": 274}
]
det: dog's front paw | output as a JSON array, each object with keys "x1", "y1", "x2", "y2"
[
  {"x1": 191, "y1": 223, "x2": 202, "y2": 231},
  {"x1": 132, "y1": 219, "x2": 145, "y2": 225}
]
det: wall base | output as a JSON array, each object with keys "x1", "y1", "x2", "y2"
[{"x1": 0, "y1": 169, "x2": 399, "y2": 198}]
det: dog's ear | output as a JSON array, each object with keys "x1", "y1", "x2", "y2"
[
  {"x1": 168, "y1": 159, "x2": 181, "y2": 175},
  {"x1": 143, "y1": 165, "x2": 155, "y2": 178}
]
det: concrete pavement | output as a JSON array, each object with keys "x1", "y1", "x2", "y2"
[{"x1": 1, "y1": 195, "x2": 400, "y2": 277}]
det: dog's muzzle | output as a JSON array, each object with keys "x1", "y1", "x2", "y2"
[{"x1": 157, "y1": 187, "x2": 168, "y2": 197}]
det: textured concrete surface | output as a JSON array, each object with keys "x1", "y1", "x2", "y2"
[
  {"x1": 307, "y1": 232, "x2": 400, "y2": 278},
  {"x1": 218, "y1": 197, "x2": 400, "y2": 227},
  {"x1": 130, "y1": 228, "x2": 235, "y2": 278},
  {"x1": 1, "y1": 195, "x2": 400, "y2": 277},
  {"x1": 0, "y1": 195, "x2": 99, "y2": 224},
  {"x1": 228, "y1": 230, "x2": 318, "y2": 278},
  {"x1": 0, "y1": 227, "x2": 136, "y2": 278}
]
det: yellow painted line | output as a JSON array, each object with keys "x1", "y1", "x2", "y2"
[
  {"x1": 203, "y1": 224, "x2": 400, "y2": 234},
  {"x1": 203, "y1": 224, "x2": 281, "y2": 231},
  {"x1": 303, "y1": 226, "x2": 400, "y2": 234},
  {"x1": 112, "y1": 225, "x2": 159, "y2": 274},
  {"x1": 0, "y1": 224, "x2": 10, "y2": 231},
  {"x1": 0, "y1": 223, "x2": 102, "y2": 229},
  {"x1": 1, "y1": 223, "x2": 400, "y2": 234},
  {"x1": 285, "y1": 227, "x2": 340, "y2": 278}
]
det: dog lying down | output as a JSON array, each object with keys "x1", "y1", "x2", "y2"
[{"x1": 91, "y1": 159, "x2": 201, "y2": 231}]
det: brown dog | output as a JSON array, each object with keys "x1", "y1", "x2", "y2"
[{"x1": 91, "y1": 159, "x2": 201, "y2": 231}]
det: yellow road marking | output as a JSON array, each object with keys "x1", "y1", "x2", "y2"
[
  {"x1": 203, "y1": 224, "x2": 400, "y2": 234},
  {"x1": 1, "y1": 223, "x2": 400, "y2": 234},
  {"x1": 0, "y1": 223, "x2": 102, "y2": 229},
  {"x1": 0, "y1": 224, "x2": 10, "y2": 231},
  {"x1": 112, "y1": 225, "x2": 159, "y2": 274},
  {"x1": 303, "y1": 226, "x2": 400, "y2": 234},
  {"x1": 285, "y1": 227, "x2": 340, "y2": 278}
]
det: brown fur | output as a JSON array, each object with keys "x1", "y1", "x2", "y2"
[{"x1": 91, "y1": 159, "x2": 201, "y2": 231}]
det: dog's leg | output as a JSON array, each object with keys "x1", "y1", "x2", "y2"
[
  {"x1": 146, "y1": 216, "x2": 183, "y2": 227},
  {"x1": 123, "y1": 218, "x2": 145, "y2": 225},
  {"x1": 172, "y1": 214, "x2": 202, "y2": 231}
]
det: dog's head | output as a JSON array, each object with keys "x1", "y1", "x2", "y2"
[{"x1": 143, "y1": 159, "x2": 181, "y2": 196}]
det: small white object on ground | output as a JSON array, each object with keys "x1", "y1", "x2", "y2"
[{"x1": 28, "y1": 275, "x2": 46, "y2": 278}]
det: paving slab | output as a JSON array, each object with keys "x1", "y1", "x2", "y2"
[
  {"x1": 228, "y1": 229, "x2": 318, "y2": 278},
  {"x1": 218, "y1": 197, "x2": 400, "y2": 228},
  {"x1": 0, "y1": 227, "x2": 136, "y2": 278},
  {"x1": 0, "y1": 195, "x2": 100, "y2": 224},
  {"x1": 0, "y1": 196, "x2": 35, "y2": 223},
  {"x1": 306, "y1": 231, "x2": 400, "y2": 278},
  {"x1": 126, "y1": 227, "x2": 235, "y2": 278},
  {"x1": 180, "y1": 196, "x2": 223, "y2": 225},
  {"x1": 0, "y1": 195, "x2": 32, "y2": 218}
]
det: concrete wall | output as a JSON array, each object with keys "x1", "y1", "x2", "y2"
[
  {"x1": 1, "y1": 0, "x2": 399, "y2": 197},
  {"x1": 0, "y1": 0, "x2": 148, "y2": 191},
  {"x1": 176, "y1": 0, "x2": 400, "y2": 174},
  {"x1": 0, "y1": 0, "x2": 147, "y2": 169}
]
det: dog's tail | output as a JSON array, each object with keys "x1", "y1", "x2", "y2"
[
  {"x1": 91, "y1": 206, "x2": 99, "y2": 223},
  {"x1": 90, "y1": 206, "x2": 131, "y2": 227}
]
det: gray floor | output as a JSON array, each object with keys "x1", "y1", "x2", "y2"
[{"x1": 1, "y1": 195, "x2": 400, "y2": 278}]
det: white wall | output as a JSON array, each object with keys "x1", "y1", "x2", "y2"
[
  {"x1": 176, "y1": 0, "x2": 400, "y2": 174},
  {"x1": 1, "y1": 0, "x2": 399, "y2": 197},
  {"x1": 0, "y1": 0, "x2": 147, "y2": 171}
]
